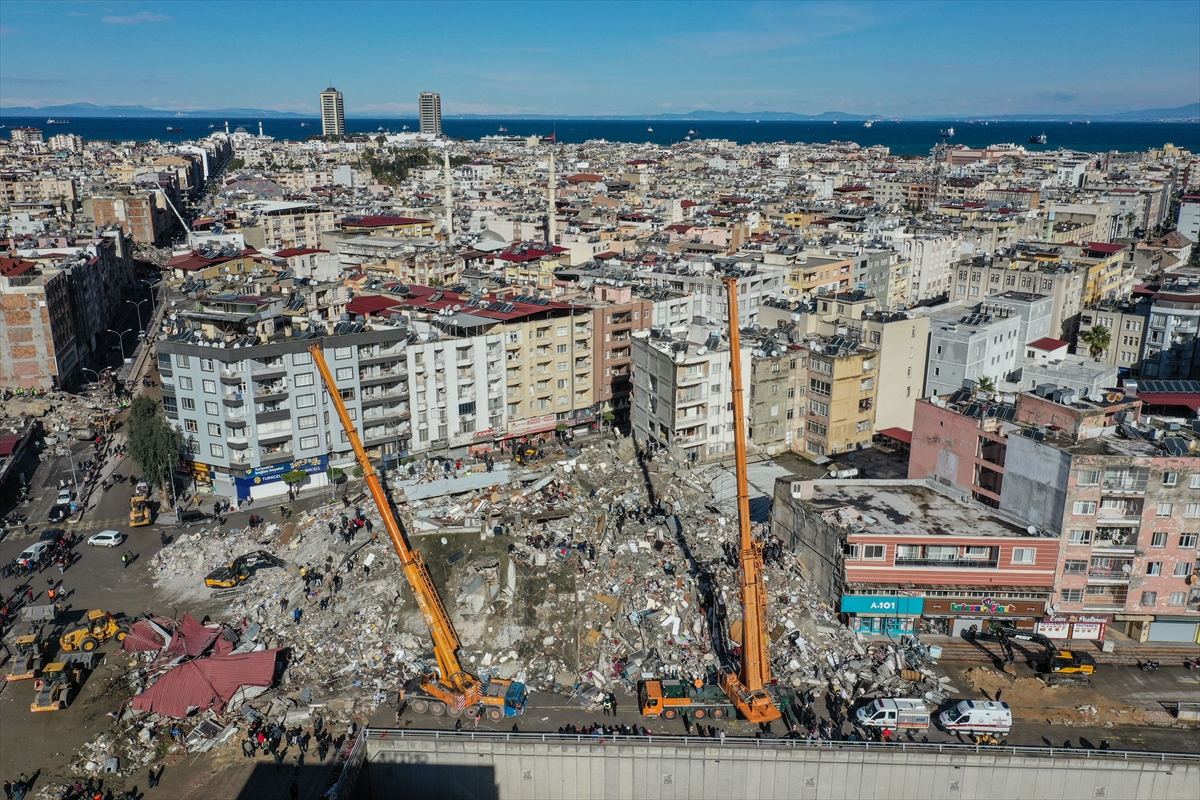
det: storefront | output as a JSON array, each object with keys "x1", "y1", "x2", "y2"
[
  {"x1": 1146, "y1": 617, "x2": 1200, "y2": 644},
  {"x1": 1036, "y1": 613, "x2": 1112, "y2": 641},
  {"x1": 840, "y1": 595, "x2": 925, "y2": 637},
  {"x1": 233, "y1": 454, "x2": 329, "y2": 502},
  {"x1": 922, "y1": 598, "x2": 1046, "y2": 637}
]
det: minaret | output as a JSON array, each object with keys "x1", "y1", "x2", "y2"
[
  {"x1": 224, "y1": 120, "x2": 230, "y2": 134},
  {"x1": 443, "y1": 150, "x2": 454, "y2": 240},
  {"x1": 546, "y1": 147, "x2": 556, "y2": 245}
]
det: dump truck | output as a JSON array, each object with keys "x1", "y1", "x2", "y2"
[
  {"x1": 205, "y1": 550, "x2": 284, "y2": 588},
  {"x1": 5, "y1": 635, "x2": 45, "y2": 682},
  {"x1": 30, "y1": 654, "x2": 97, "y2": 712},
  {"x1": 59, "y1": 609, "x2": 129, "y2": 652},
  {"x1": 130, "y1": 481, "x2": 151, "y2": 526}
]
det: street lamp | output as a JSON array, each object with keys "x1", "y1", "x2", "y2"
[
  {"x1": 105, "y1": 329, "x2": 128, "y2": 362},
  {"x1": 126, "y1": 298, "x2": 150, "y2": 336},
  {"x1": 80, "y1": 367, "x2": 101, "y2": 385}
]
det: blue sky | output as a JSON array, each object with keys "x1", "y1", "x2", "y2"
[{"x1": 2, "y1": 1, "x2": 1197, "y2": 115}]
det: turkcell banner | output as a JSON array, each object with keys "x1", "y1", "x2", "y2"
[{"x1": 840, "y1": 596, "x2": 925, "y2": 615}]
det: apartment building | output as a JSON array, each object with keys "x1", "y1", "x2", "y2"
[
  {"x1": 1178, "y1": 195, "x2": 1200, "y2": 243},
  {"x1": 0, "y1": 174, "x2": 78, "y2": 209},
  {"x1": 238, "y1": 201, "x2": 337, "y2": 250},
  {"x1": 419, "y1": 92, "x2": 442, "y2": 136},
  {"x1": 1076, "y1": 302, "x2": 1149, "y2": 372},
  {"x1": 586, "y1": 283, "x2": 653, "y2": 426},
  {"x1": 640, "y1": 268, "x2": 786, "y2": 327},
  {"x1": 630, "y1": 325, "x2": 751, "y2": 463},
  {"x1": 923, "y1": 305, "x2": 1022, "y2": 396},
  {"x1": 901, "y1": 232, "x2": 960, "y2": 302},
  {"x1": 800, "y1": 334, "x2": 879, "y2": 458},
  {"x1": 157, "y1": 296, "x2": 411, "y2": 503},
  {"x1": 747, "y1": 338, "x2": 804, "y2": 455},
  {"x1": 948, "y1": 253, "x2": 1086, "y2": 340},
  {"x1": 1141, "y1": 277, "x2": 1200, "y2": 380},
  {"x1": 773, "y1": 478, "x2": 1059, "y2": 636},
  {"x1": 0, "y1": 258, "x2": 77, "y2": 389},
  {"x1": 86, "y1": 191, "x2": 175, "y2": 245},
  {"x1": 320, "y1": 87, "x2": 345, "y2": 137}
]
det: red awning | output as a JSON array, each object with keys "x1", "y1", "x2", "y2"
[{"x1": 876, "y1": 427, "x2": 912, "y2": 444}]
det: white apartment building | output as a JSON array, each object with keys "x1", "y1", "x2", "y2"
[
  {"x1": 639, "y1": 268, "x2": 787, "y2": 328},
  {"x1": 922, "y1": 305, "x2": 1022, "y2": 396},
  {"x1": 630, "y1": 326, "x2": 751, "y2": 463},
  {"x1": 320, "y1": 87, "x2": 345, "y2": 136},
  {"x1": 899, "y1": 232, "x2": 961, "y2": 302}
]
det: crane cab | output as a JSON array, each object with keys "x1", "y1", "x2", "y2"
[
  {"x1": 479, "y1": 679, "x2": 527, "y2": 721},
  {"x1": 1049, "y1": 649, "x2": 1095, "y2": 674}
]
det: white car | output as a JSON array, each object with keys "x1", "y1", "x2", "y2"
[
  {"x1": 18, "y1": 541, "x2": 52, "y2": 565},
  {"x1": 56, "y1": 489, "x2": 74, "y2": 505},
  {"x1": 88, "y1": 530, "x2": 125, "y2": 548}
]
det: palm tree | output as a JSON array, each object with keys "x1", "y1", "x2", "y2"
[
  {"x1": 1080, "y1": 325, "x2": 1111, "y2": 361},
  {"x1": 976, "y1": 376, "x2": 996, "y2": 393}
]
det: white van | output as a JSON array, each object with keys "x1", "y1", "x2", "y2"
[
  {"x1": 938, "y1": 700, "x2": 1012, "y2": 733},
  {"x1": 856, "y1": 698, "x2": 931, "y2": 730}
]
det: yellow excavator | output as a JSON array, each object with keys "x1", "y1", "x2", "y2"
[{"x1": 310, "y1": 343, "x2": 527, "y2": 721}]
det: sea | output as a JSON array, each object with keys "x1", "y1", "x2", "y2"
[{"x1": 3, "y1": 116, "x2": 1198, "y2": 156}]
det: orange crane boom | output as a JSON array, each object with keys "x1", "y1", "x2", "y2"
[
  {"x1": 309, "y1": 344, "x2": 483, "y2": 712},
  {"x1": 717, "y1": 276, "x2": 781, "y2": 725}
]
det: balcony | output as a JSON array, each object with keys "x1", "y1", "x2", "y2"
[
  {"x1": 259, "y1": 449, "x2": 293, "y2": 466},
  {"x1": 360, "y1": 367, "x2": 406, "y2": 386},
  {"x1": 227, "y1": 437, "x2": 250, "y2": 448},
  {"x1": 220, "y1": 372, "x2": 243, "y2": 385},
  {"x1": 893, "y1": 557, "x2": 999, "y2": 569},
  {"x1": 361, "y1": 388, "x2": 407, "y2": 405},
  {"x1": 358, "y1": 345, "x2": 406, "y2": 364},
  {"x1": 1086, "y1": 569, "x2": 1131, "y2": 584},
  {"x1": 222, "y1": 393, "x2": 245, "y2": 407},
  {"x1": 252, "y1": 363, "x2": 287, "y2": 379}
]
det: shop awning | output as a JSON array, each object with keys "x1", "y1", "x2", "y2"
[{"x1": 876, "y1": 427, "x2": 912, "y2": 445}]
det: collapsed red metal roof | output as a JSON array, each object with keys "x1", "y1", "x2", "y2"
[{"x1": 129, "y1": 649, "x2": 280, "y2": 718}]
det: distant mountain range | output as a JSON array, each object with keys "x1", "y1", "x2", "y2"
[{"x1": 1, "y1": 101, "x2": 1196, "y2": 122}]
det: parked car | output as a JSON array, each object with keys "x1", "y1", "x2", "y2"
[
  {"x1": 177, "y1": 509, "x2": 214, "y2": 526},
  {"x1": 55, "y1": 489, "x2": 73, "y2": 506},
  {"x1": 87, "y1": 530, "x2": 125, "y2": 548},
  {"x1": 46, "y1": 505, "x2": 69, "y2": 523}
]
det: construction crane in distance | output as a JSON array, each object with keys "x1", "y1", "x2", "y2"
[
  {"x1": 309, "y1": 343, "x2": 527, "y2": 720},
  {"x1": 717, "y1": 275, "x2": 782, "y2": 725}
]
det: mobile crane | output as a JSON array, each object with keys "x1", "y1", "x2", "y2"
[
  {"x1": 715, "y1": 275, "x2": 783, "y2": 725},
  {"x1": 309, "y1": 344, "x2": 526, "y2": 721},
  {"x1": 967, "y1": 624, "x2": 1096, "y2": 686},
  {"x1": 638, "y1": 276, "x2": 782, "y2": 726}
]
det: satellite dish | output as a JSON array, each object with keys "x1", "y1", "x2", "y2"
[
  {"x1": 1121, "y1": 563, "x2": 1131, "y2": 573},
  {"x1": 1051, "y1": 603, "x2": 1060, "y2": 612},
  {"x1": 453, "y1": 304, "x2": 462, "y2": 312},
  {"x1": 1026, "y1": 525, "x2": 1037, "y2": 535}
]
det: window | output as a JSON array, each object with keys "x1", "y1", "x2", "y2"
[
  {"x1": 179, "y1": 376, "x2": 193, "y2": 390},
  {"x1": 200, "y1": 358, "x2": 214, "y2": 372},
  {"x1": 292, "y1": 352, "x2": 312, "y2": 365},
  {"x1": 1156, "y1": 502, "x2": 1173, "y2": 517},
  {"x1": 1173, "y1": 562, "x2": 1193, "y2": 578},
  {"x1": 556, "y1": 344, "x2": 568, "y2": 354},
  {"x1": 202, "y1": 379, "x2": 216, "y2": 394},
  {"x1": 184, "y1": 419, "x2": 198, "y2": 433},
  {"x1": 459, "y1": 401, "x2": 476, "y2": 416},
  {"x1": 298, "y1": 415, "x2": 318, "y2": 429},
  {"x1": 207, "y1": 423, "x2": 221, "y2": 436},
  {"x1": 299, "y1": 435, "x2": 319, "y2": 450},
  {"x1": 181, "y1": 397, "x2": 196, "y2": 411},
  {"x1": 806, "y1": 440, "x2": 825, "y2": 456},
  {"x1": 862, "y1": 545, "x2": 885, "y2": 560},
  {"x1": 1063, "y1": 560, "x2": 1087, "y2": 574},
  {"x1": 1163, "y1": 472, "x2": 1178, "y2": 486},
  {"x1": 809, "y1": 378, "x2": 831, "y2": 397},
  {"x1": 856, "y1": 420, "x2": 871, "y2": 433},
  {"x1": 1068, "y1": 529, "x2": 1092, "y2": 545},
  {"x1": 1012, "y1": 548, "x2": 1036, "y2": 564},
  {"x1": 1191, "y1": 474, "x2": 1200, "y2": 489},
  {"x1": 1146, "y1": 562, "x2": 1162, "y2": 576},
  {"x1": 1072, "y1": 501, "x2": 1097, "y2": 516},
  {"x1": 843, "y1": 543, "x2": 860, "y2": 559},
  {"x1": 860, "y1": 377, "x2": 875, "y2": 392},
  {"x1": 205, "y1": 401, "x2": 219, "y2": 416},
  {"x1": 1151, "y1": 532, "x2": 1168, "y2": 548},
  {"x1": 187, "y1": 439, "x2": 200, "y2": 455},
  {"x1": 209, "y1": 444, "x2": 224, "y2": 458},
  {"x1": 1180, "y1": 534, "x2": 1198, "y2": 549},
  {"x1": 808, "y1": 421, "x2": 827, "y2": 437},
  {"x1": 162, "y1": 396, "x2": 177, "y2": 414},
  {"x1": 1060, "y1": 589, "x2": 1083, "y2": 604},
  {"x1": 339, "y1": 388, "x2": 355, "y2": 401},
  {"x1": 1076, "y1": 469, "x2": 1101, "y2": 486},
  {"x1": 297, "y1": 393, "x2": 316, "y2": 408},
  {"x1": 295, "y1": 372, "x2": 314, "y2": 387},
  {"x1": 334, "y1": 347, "x2": 352, "y2": 360},
  {"x1": 1139, "y1": 591, "x2": 1157, "y2": 607},
  {"x1": 336, "y1": 367, "x2": 354, "y2": 381},
  {"x1": 1185, "y1": 503, "x2": 1200, "y2": 518},
  {"x1": 1169, "y1": 591, "x2": 1188, "y2": 607}
]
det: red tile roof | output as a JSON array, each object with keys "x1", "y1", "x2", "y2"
[
  {"x1": 496, "y1": 245, "x2": 568, "y2": 263},
  {"x1": 352, "y1": 284, "x2": 577, "y2": 323},
  {"x1": 1084, "y1": 242, "x2": 1126, "y2": 255},
  {"x1": 0, "y1": 257, "x2": 36, "y2": 277},
  {"x1": 1028, "y1": 337, "x2": 1069, "y2": 351},
  {"x1": 341, "y1": 215, "x2": 431, "y2": 228}
]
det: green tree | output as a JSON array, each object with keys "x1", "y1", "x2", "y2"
[
  {"x1": 326, "y1": 466, "x2": 345, "y2": 484},
  {"x1": 126, "y1": 396, "x2": 185, "y2": 508},
  {"x1": 281, "y1": 470, "x2": 308, "y2": 487},
  {"x1": 976, "y1": 376, "x2": 996, "y2": 393},
  {"x1": 1080, "y1": 325, "x2": 1111, "y2": 361}
]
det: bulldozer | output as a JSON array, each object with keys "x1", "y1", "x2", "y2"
[
  {"x1": 205, "y1": 550, "x2": 284, "y2": 589},
  {"x1": 59, "y1": 609, "x2": 129, "y2": 653},
  {"x1": 5, "y1": 634, "x2": 45, "y2": 682},
  {"x1": 30, "y1": 653, "x2": 96, "y2": 712}
]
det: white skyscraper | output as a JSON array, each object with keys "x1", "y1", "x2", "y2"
[
  {"x1": 419, "y1": 92, "x2": 442, "y2": 136},
  {"x1": 320, "y1": 87, "x2": 345, "y2": 136}
]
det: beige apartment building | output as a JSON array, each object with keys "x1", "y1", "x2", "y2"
[
  {"x1": 238, "y1": 201, "x2": 337, "y2": 250},
  {"x1": 801, "y1": 335, "x2": 879, "y2": 459},
  {"x1": 0, "y1": 174, "x2": 78, "y2": 209}
]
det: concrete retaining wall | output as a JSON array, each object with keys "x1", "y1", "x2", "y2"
[{"x1": 358, "y1": 733, "x2": 1199, "y2": 800}]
